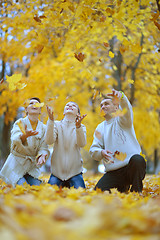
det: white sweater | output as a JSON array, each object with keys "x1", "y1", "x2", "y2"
[
  {"x1": 45, "y1": 118, "x2": 86, "y2": 181},
  {"x1": 0, "y1": 116, "x2": 49, "y2": 187},
  {"x1": 89, "y1": 94, "x2": 141, "y2": 172}
]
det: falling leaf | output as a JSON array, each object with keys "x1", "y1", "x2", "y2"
[
  {"x1": 92, "y1": 90, "x2": 99, "y2": 100},
  {"x1": 36, "y1": 44, "x2": 44, "y2": 53},
  {"x1": 100, "y1": 15, "x2": 106, "y2": 22},
  {"x1": 128, "y1": 79, "x2": 134, "y2": 84},
  {"x1": 106, "y1": 7, "x2": 115, "y2": 15},
  {"x1": 99, "y1": 58, "x2": 102, "y2": 62},
  {"x1": 109, "y1": 51, "x2": 114, "y2": 58},
  {"x1": 103, "y1": 42, "x2": 109, "y2": 47},
  {"x1": 0, "y1": 78, "x2": 4, "y2": 84},
  {"x1": 17, "y1": 120, "x2": 26, "y2": 134},
  {"x1": 33, "y1": 102, "x2": 44, "y2": 108},
  {"x1": 95, "y1": 130, "x2": 102, "y2": 140},
  {"x1": 140, "y1": 152, "x2": 147, "y2": 162},
  {"x1": 74, "y1": 52, "x2": 85, "y2": 62},
  {"x1": 6, "y1": 73, "x2": 22, "y2": 91},
  {"x1": 33, "y1": 15, "x2": 42, "y2": 23},
  {"x1": 114, "y1": 151, "x2": 127, "y2": 161},
  {"x1": 23, "y1": 99, "x2": 30, "y2": 107}
]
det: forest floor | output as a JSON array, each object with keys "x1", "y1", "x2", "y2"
[{"x1": 0, "y1": 173, "x2": 160, "y2": 240}]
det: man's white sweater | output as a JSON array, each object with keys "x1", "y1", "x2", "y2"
[
  {"x1": 45, "y1": 118, "x2": 86, "y2": 181},
  {"x1": 89, "y1": 94, "x2": 141, "y2": 172}
]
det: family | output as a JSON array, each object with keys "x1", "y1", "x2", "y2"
[{"x1": 0, "y1": 89, "x2": 146, "y2": 193}]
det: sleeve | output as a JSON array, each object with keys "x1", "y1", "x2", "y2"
[
  {"x1": 118, "y1": 94, "x2": 133, "y2": 128},
  {"x1": 76, "y1": 124, "x2": 86, "y2": 148},
  {"x1": 11, "y1": 119, "x2": 29, "y2": 154},
  {"x1": 36, "y1": 125, "x2": 50, "y2": 162},
  {"x1": 45, "y1": 119, "x2": 58, "y2": 145},
  {"x1": 89, "y1": 125, "x2": 104, "y2": 161}
]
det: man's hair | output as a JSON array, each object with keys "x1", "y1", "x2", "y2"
[{"x1": 30, "y1": 97, "x2": 41, "y2": 103}]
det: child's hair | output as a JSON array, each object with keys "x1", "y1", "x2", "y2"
[{"x1": 29, "y1": 97, "x2": 41, "y2": 103}]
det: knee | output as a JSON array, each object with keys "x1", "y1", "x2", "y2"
[{"x1": 129, "y1": 154, "x2": 146, "y2": 168}]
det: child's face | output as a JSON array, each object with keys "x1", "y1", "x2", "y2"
[
  {"x1": 63, "y1": 102, "x2": 79, "y2": 117},
  {"x1": 26, "y1": 99, "x2": 41, "y2": 116}
]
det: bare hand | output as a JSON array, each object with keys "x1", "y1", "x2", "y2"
[
  {"x1": 75, "y1": 114, "x2": 87, "y2": 128},
  {"x1": 46, "y1": 105, "x2": 54, "y2": 121},
  {"x1": 101, "y1": 150, "x2": 114, "y2": 163},
  {"x1": 107, "y1": 89, "x2": 122, "y2": 100},
  {"x1": 20, "y1": 125, "x2": 38, "y2": 144},
  {"x1": 37, "y1": 154, "x2": 47, "y2": 166}
]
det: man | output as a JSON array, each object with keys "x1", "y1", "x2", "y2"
[{"x1": 90, "y1": 89, "x2": 146, "y2": 193}]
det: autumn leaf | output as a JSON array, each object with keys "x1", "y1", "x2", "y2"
[
  {"x1": 33, "y1": 15, "x2": 42, "y2": 23},
  {"x1": 109, "y1": 51, "x2": 114, "y2": 58},
  {"x1": 74, "y1": 52, "x2": 85, "y2": 62},
  {"x1": 36, "y1": 44, "x2": 44, "y2": 53},
  {"x1": 114, "y1": 151, "x2": 127, "y2": 161},
  {"x1": 100, "y1": 15, "x2": 106, "y2": 22},
  {"x1": 112, "y1": 95, "x2": 120, "y2": 105},
  {"x1": 17, "y1": 120, "x2": 26, "y2": 134},
  {"x1": 100, "y1": 109, "x2": 106, "y2": 117},
  {"x1": 6, "y1": 73, "x2": 22, "y2": 91},
  {"x1": 128, "y1": 79, "x2": 134, "y2": 84},
  {"x1": 33, "y1": 102, "x2": 44, "y2": 108},
  {"x1": 92, "y1": 90, "x2": 99, "y2": 100},
  {"x1": 106, "y1": 7, "x2": 115, "y2": 15},
  {"x1": 103, "y1": 42, "x2": 109, "y2": 47},
  {"x1": 150, "y1": 11, "x2": 159, "y2": 21},
  {"x1": 0, "y1": 78, "x2": 4, "y2": 84}
]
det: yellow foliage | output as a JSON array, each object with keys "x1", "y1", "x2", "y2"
[{"x1": 0, "y1": 174, "x2": 160, "y2": 239}]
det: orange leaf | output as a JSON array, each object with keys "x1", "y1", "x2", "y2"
[
  {"x1": 150, "y1": 11, "x2": 159, "y2": 21},
  {"x1": 36, "y1": 44, "x2": 44, "y2": 53},
  {"x1": 100, "y1": 15, "x2": 106, "y2": 22},
  {"x1": 114, "y1": 151, "x2": 127, "y2": 161},
  {"x1": 0, "y1": 78, "x2": 4, "y2": 84},
  {"x1": 17, "y1": 120, "x2": 26, "y2": 134},
  {"x1": 74, "y1": 52, "x2": 85, "y2": 62},
  {"x1": 154, "y1": 21, "x2": 160, "y2": 30},
  {"x1": 103, "y1": 42, "x2": 109, "y2": 47},
  {"x1": 33, "y1": 15, "x2": 42, "y2": 23}
]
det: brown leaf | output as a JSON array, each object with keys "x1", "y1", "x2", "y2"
[
  {"x1": 154, "y1": 21, "x2": 160, "y2": 30},
  {"x1": 74, "y1": 52, "x2": 85, "y2": 62},
  {"x1": 36, "y1": 44, "x2": 44, "y2": 53},
  {"x1": 103, "y1": 42, "x2": 109, "y2": 47},
  {"x1": 33, "y1": 15, "x2": 42, "y2": 23},
  {"x1": 0, "y1": 78, "x2": 4, "y2": 84},
  {"x1": 100, "y1": 15, "x2": 106, "y2": 22}
]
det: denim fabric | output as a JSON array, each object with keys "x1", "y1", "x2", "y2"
[
  {"x1": 48, "y1": 173, "x2": 86, "y2": 189},
  {"x1": 17, "y1": 173, "x2": 42, "y2": 186}
]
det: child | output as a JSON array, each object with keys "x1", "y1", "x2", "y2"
[
  {"x1": 0, "y1": 97, "x2": 49, "y2": 187},
  {"x1": 45, "y1": 101, "x2": 87, "y2": 188}
]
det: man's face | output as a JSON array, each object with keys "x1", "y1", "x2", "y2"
[
  {"x1": 63, "y1": 102, "x2": 79, "y2": 117},
  {"x1": 100, "y1": 99, "x2": 117, "y2": 116},
  {"x1": 26, "y1": 99, "x2": 41, "y2": 116}
]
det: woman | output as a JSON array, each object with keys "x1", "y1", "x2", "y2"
[
  {"x1": 45, "y1": 101, "x2": 87, "y2": 189},
  {"x1": 0, "y1": 97, "x2": 49, "y2": 187}
]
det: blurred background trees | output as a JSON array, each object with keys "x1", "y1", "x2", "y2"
[{"x1": 0, "y1": 0, "x2": 160, "y2": 173}]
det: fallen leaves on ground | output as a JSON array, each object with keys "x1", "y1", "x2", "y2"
[{"x1": 0, "y1": 174, "x2": 160, "y2": 240}]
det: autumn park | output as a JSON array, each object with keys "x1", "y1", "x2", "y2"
[{"x1": 0, "y1": 0, "x2": 160, "y2": 239}]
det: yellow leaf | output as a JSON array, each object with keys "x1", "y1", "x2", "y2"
[
  {"x1": 33, "y1": 102, "x2": 44, "y2": 108},
  {"x1": 6, "y1": 73, "x2": 22, "y2": 91},
  {"x1": 17, "y1": 120, "x2": 26, "y2": 134},
  {"x1": 115, "y1": 152, "x2": 127, "y2": 161},
  {"x1": 109, "y1": 51, "x2": 114, "y2": 58},
  {"x1": 128, "y1": 79, "x2": 134, "y2": 84}
]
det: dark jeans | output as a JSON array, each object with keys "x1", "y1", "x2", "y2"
[
  {"x1": 95, "y1": 154, "x2": 146, "y2": 193},
  {"x1": 17, "y1": 173, "x2": 42, "y2": 186},
  {"x1": 48, "y1": 173, "x2": 86, "y2": 189}
]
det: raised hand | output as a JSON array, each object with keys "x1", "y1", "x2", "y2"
[
  {"x1": 20, "y1": 125, "x2": 38, "y2": 144},
  {"x1": 75, "y1": 114, "x2": 87, "y2": 128},
  {"x1": 101, "y1": 149, "x2": 114, "y2": 163},
  {"x1": 46, "y1": 105, "x2": 54, "y2": 121}
]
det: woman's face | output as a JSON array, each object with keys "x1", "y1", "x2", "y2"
[
  {"x1": 26, "y1": 99, "x2": 41, "y2": 116},
  {"x1": 63, "y1": 102, "x2": 79, "y2": 117}
]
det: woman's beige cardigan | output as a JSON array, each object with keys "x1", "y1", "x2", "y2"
[{"x1": 0, "y1": 116, "x2": 49, "y2": 187}]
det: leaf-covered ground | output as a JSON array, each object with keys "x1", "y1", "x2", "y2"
[{"x1": 0, "y1": 173, "x2": 160, "y2": 240}]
